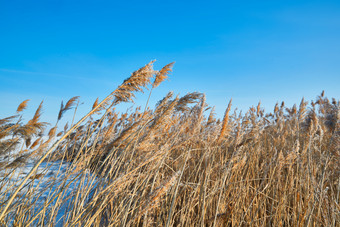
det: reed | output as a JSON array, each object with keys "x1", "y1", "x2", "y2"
[{"x1": 0, "y1": 63, "x2": 339, "y2": 226}]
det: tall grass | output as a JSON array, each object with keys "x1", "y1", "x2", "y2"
[{"x1": 0, "y1": 61, "x2": 339, "y2": 226}]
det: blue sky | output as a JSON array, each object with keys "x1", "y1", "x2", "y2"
[{"x1": 1, "y1": 0, "x2": 339, "y2": 123}]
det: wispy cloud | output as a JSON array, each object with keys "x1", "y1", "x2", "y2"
[
  {"x1": 0, "y1": 68, "x2": 116, "y2": 85},
  {"x1": 0, "y1": 68, "x2": 89, "y2": 80}
]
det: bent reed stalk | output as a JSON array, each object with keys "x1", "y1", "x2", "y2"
[
  {"x1": 0, "y1": 61, "x2": 339, "y2": 226},
  {"x1": 0, "y1": 60, "x2": 157, "y2": 220}
]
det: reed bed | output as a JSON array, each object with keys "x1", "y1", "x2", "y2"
[{"x1": 0, "y1": 61, "x2": 339, "y2": 226}]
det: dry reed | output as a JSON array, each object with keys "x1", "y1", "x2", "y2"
[{"x1": 0, "y1": 63, "x2": 338, "y2": 226}]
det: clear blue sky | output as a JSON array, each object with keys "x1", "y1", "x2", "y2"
[{"x1": 1, "y1": 0, "x2": 339, "y2": 123}]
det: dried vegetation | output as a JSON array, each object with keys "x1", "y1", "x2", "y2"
[{"x1": 0, "y1": 62, "x2": 339, "y2": 226}]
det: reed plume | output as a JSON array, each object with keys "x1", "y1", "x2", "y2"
[
  {"x1": 218, "y1": 98, "x2": 232, "y2": 142},
  {"x1": 113, "y1": 60, "x2": 156, "y2": 103},
  {"x1": 0, "y1": 62, "x2": 338, "y2": 227},
  {"x1": 58, "y1": 96, "x2": 79, "y2": 121},
  {"x1": 152, "y1": 62, "x2": 175, "y2": 88},
  {"x1": 16, "y1": 99, "x2": 29, "y2": 113},
  {"x1": 175, "y1": 92, "x2": 203, "y2": 112}
]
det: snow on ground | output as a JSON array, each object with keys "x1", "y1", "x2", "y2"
[{"x1": 0, "y1": 159, "x2": 98, "y2": 226}]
